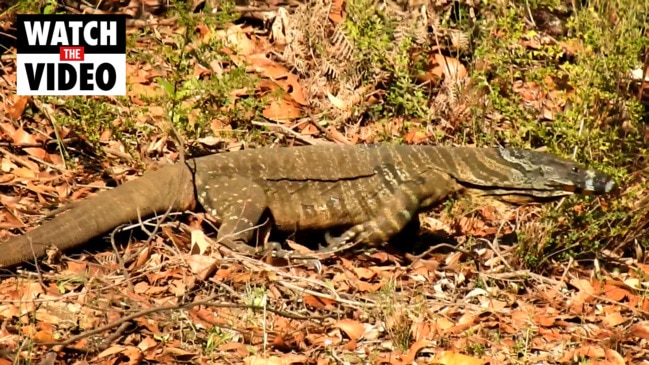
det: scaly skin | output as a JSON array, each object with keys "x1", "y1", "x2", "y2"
[{"x1": 0, "y1": 145, "x2": 615, "y2": 268}]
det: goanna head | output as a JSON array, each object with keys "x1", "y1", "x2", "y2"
[{"x1": 460, "y1": 148, "x2": 616, "y2": 203}]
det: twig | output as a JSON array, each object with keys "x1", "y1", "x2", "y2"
[
  {"x1": 0, "y1": 146, "x2": 45, "y2": 170},
  {"x1": 30, "y1": 237, "x2": 48, "y2": 292},
  {"x1": 41, "y1": 294, "x2": 332, "y2": 350},
  {"x1": 276, "y1": 280, "x2": 374, "y2": 310},
  {"x1": 31, "y1": 100, "x2": 69, "y2": 168},
  {"x1": 97, "y1": 321, "x2": 132, "y2": 351},
  {"x1": 41, "y1": 294, "x2": 216, "y2": 348},
  {"x1": 0, "y1": 141, "x2": 68, "y2": 175},
  {"x1": 483, "y1": 270, "x2": 565, "y2": 287},
  {"x1": 113, "y1": 212, "x2": 185, "y2": 233},
  {"x1": 102, "y1": 147, "x2": 134, "y2": 161},
  {"x1": 413, "y1": 242, "x2": 480, "y2": 268},
  {"x1": 109, "y1": 223, "x2": 135, "y2": 293},
  {"x1": 406, "y1": 242, "x2": 454, "y2": 266},
  {"x1": 108, "y1": 204, "x2": 180, "y2": 293},
  {"x1": 639, "y1": 47, "x2": 649, "y2": 102},
  {"x1": 252, "y1": 120, "x2": 331, "y2": 145},
  {"x1": 0, "y1": 138, "x2": 80, "y2": 148}
]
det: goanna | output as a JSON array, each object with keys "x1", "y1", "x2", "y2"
[{"x1": 0, "y1": 144, "x2": 616, "y2": 268}]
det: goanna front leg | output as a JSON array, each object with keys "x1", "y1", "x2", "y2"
[
  {"x1": 197, "y1": 176, "x2": 270, "y2": 255},
  {"x1": 321, "y1": 171, "x2": 459, "y2": 253}
]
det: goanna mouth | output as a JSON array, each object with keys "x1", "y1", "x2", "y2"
[{"x1": 575, "y1": 170, "x2": 616, "y2": 195}]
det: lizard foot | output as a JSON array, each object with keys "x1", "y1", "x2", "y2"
[
  {"x1": 258, "y1": 241, "x2": 324, "y2": 272},
  {"x1": 260, "y1": 241, "x2": 286, "y2": 258},
  {"x1": 320, "y1": 230, "x2": 360, "y2": 253},
  {"x1": 321, "y1": 220, "x2": 389, "y2": 253}
]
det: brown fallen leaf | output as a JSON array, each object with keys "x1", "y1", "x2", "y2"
[
  {"x1": 218, "y1": 342, "x2": 250, "y2": 357},
  {"x1": 12, "y1": 128, "x2": 46, "y2": 160},
  {"x1": 138, "y1": 335, "x2": 158, "y2": 353},
  {"x1": 245, "y1": 354, "x2": 308, "y2": 365},
  {"x1": 195, "y1": 23, "x2": 210, "y2": 39},
  {"x1": 333, "y1": 319, "x2": 365, "y2": 341},
  {"x1": 403, "y1": 129, "x2": 429, "y2": 144},
  {"x1": 356, "y1": 281, "x2": 383, "y2": 292},
  {"x1": 327, "y1": 126, "x2": 353, "y2": 145},
  {"x1": 329, "y1": 0, "x2": 346, "y2": 23},
  {"x1": 162, "y1": 347, "x2": 197, "y2": 361},
  {"x1": 434, "y1": 351, "x2": 486, "y2": 365},
  {"x1": 247, "y1": 53, "x2": 290, "y2": 79},
  {"x1": 7, "y1": 96, "x2": 30, "y2": 120},
  {"x1": 602, "y1": 311, "x2": 627, "y2": 328},
  {"x1": 123, "y1": 346, "x2": 145, "y2": 365},
  {"x1": 604, "y1": 348, "x2": 626, "y2": 365},
  {"x1": 402, "y1": 339, "x2": 433, "y2": 363},
  {"x1": 185, "y1": 254, "x2": 219, "y2": 281},
  {"x1": 303, "y1": 294, "x2": 336, "y2": 309},
  {"x1": 602, "y1": 284, "x2": 629, "y2": 302},
  {"x1": 418, "y1": 53, "x2": 468, "y2": 85},
  {"x1": 220, "y1": 25, "x2": 256, "y2": 56},
  {"x1": 352, "y1": 267, "x2": 376, "y2": 280},
  {"x1": 630, "y1": 321, "x2": 649, "y2": 339},
  {"x1": 284, "y1": 73, "x2": 308, "y2": 106},
  {"x1": 98, "y1": 345, "x2": 127, "y2": 358},
  {"x1": 262, "y1": 94, "x2": 301, "y2": 120},
  {"x1": 190, "y1": 229, "x2": 210, "y2": 255}
]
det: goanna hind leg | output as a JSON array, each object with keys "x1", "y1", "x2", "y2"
[
  {"x1": 322, "y1": 169, "x2": 456, "y2": 252},
  {"x1": 197, "y1": 176, "x2": 269, "y2": 254},
  {"x1": 322, "y1": 182, "x2": 421, "y2": 252}
]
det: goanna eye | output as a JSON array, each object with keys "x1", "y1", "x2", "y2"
[{"x1": 571, "y1": 167, "x2": 580, "y2": 174}]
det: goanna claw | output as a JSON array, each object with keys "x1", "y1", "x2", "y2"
[{"x1": 320, "y1": 231, "x2": 345, "y2": 252}]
